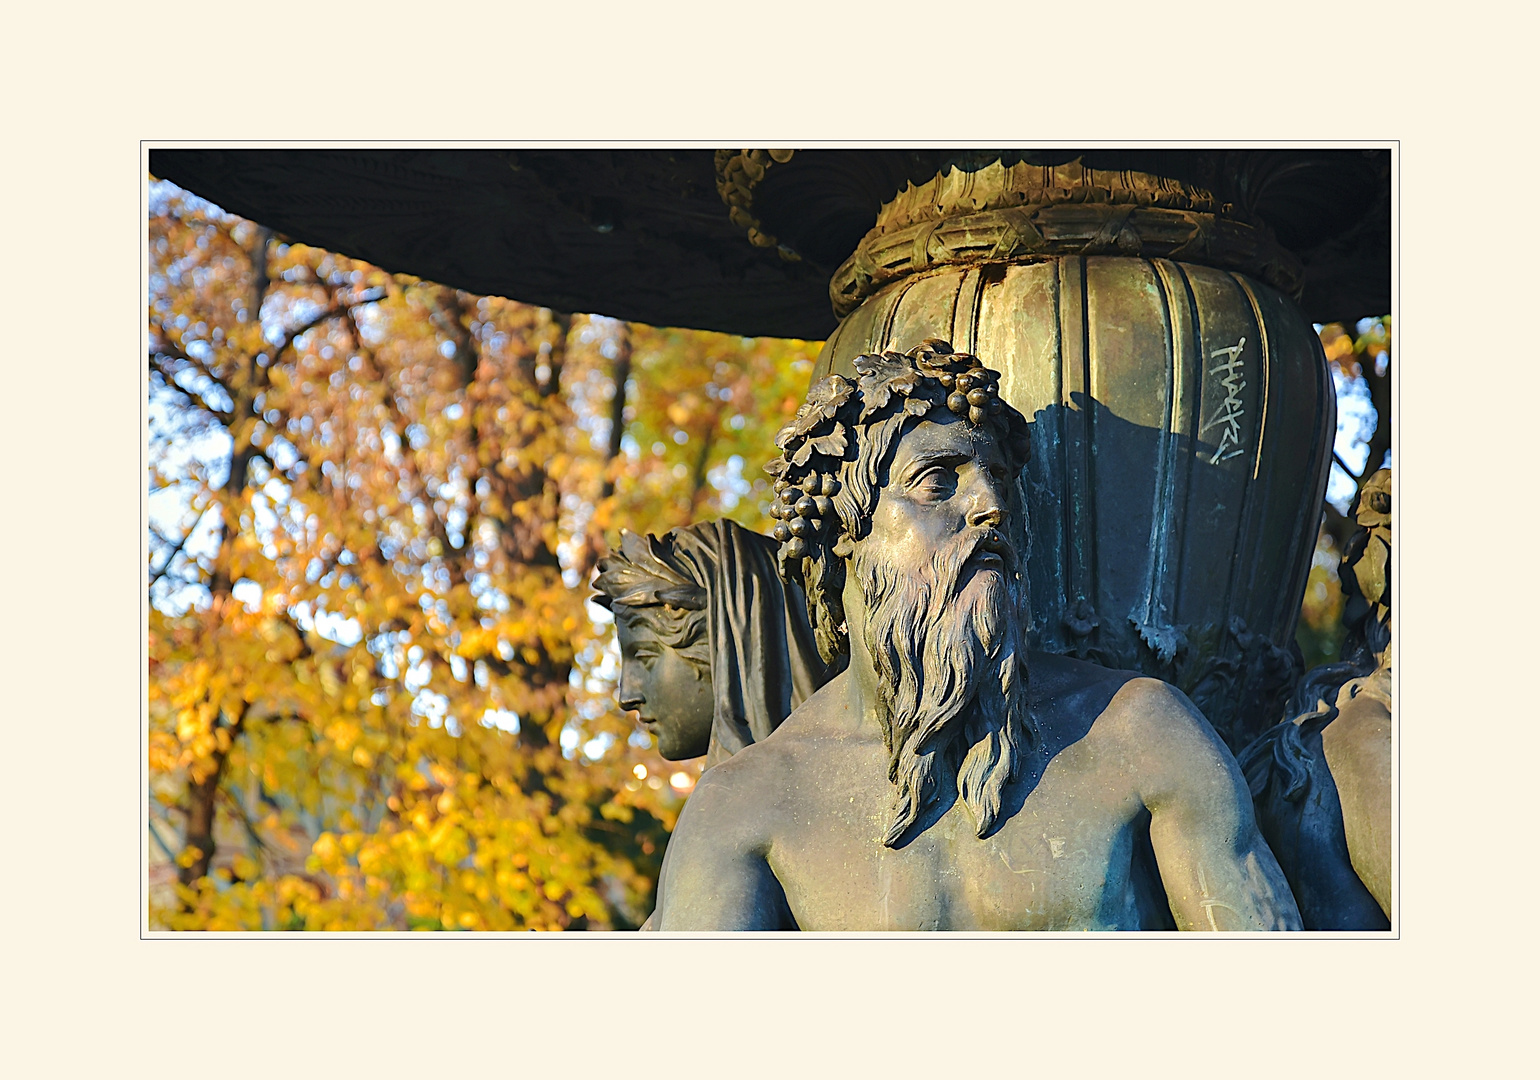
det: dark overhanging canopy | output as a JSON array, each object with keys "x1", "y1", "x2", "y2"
[{"x1": 149, "y1": 148, "x2": 1390, "y2": 340}]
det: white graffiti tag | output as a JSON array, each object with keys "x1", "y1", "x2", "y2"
[{"x1": 1200, "y1": 337, "x2": 1247, "y2": 464}]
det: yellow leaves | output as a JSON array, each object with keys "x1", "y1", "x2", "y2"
[
  {"x1": 324, "y1": 719, "x2": 361, "y2": 752},
  {"x1": 151, "y1": 194, "x2": 823, "y2": 932},
  {"x1": 149, "y1": 732, "x2": 182, "y2": 773},
  {"x1": 312, "y1": 831, "x2": 339, "y2": 863},
  {"x1": 175, "y1": 706, "x2": 203, "y2": 744},
  {"x1": 426, "y1": 819, "x2": 469, "y2": 867},
  {"x1": 598, "y1": 801, "x2": 634, "y2": 824},
  {"x1": 186, "y1": 750, "x2": 220, "y2": 785}
]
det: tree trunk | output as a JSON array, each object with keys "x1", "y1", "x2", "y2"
[
  {"x1": 177, "y1": 707, "x2": 245, "y2": 889},
  {"x1": 178, "y1": 226, "x2": 271, "y2": 910},
  {"x1": 599, "y1": 323, "x2": 631, "y2": 503}
]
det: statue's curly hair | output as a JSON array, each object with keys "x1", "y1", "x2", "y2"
[
  {"x1": 766, "y1": 339, "x2": 1032, "y2": 664},
  {"x1": 591, "y1": 530, "x2": 710, "y2": 676}
]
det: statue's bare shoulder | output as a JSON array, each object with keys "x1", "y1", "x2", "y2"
[
  {"x1": 680, "y1": 675, "x2": 866, "y2": 830},
  {"x1": 1089, "y1": 673, "x2": 1249, "y2": 805},
  {"x1": 1069, "y1": 671, "x2": 1299, "y2": 929},
  {"x1": 652, "y1": 677, "x2": 874, "y2": 929}
]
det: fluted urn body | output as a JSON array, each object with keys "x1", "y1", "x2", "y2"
[{"x1": 812, "y1": 163, "x2": 1334, "y2": 749}]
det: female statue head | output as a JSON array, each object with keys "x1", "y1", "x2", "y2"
[{"x1": 592, "y1": 519, "x2": 832, "y2": 765}]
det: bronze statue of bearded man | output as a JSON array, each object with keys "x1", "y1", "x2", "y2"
[{"x1": 649, "y1": 340, "x2": 1301, "y2": 931}]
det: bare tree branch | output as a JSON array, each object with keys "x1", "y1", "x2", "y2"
[
  {"x1": 599, "y1": 322, "x2": 631, "y2": 503},
  {"x1": 149, "y1": 502, "x2": 212, "y2": 589},
  {"x1": 149, "y1": 350, "x2": 233, "y2": 421},
  {"x1": 147, "y1": 816, "x2": 181, "y2": 864},
  {"x1": 218, "y1": 787, "x2": 273, "y2": 857}
]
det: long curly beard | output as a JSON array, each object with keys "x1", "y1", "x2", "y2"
[{"x1": 854, "y1": 528, "x2": 1036, "y2": 847}]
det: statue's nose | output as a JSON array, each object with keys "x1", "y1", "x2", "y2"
[
  {"x1": 968, "y1": 503, "x2": 1003, "y2": 528},
  {"x1": 618, "y1": 669, "x2": 645, "y2": 711},
  {"x1": 966, "y1": 474, "x2": 1005, "y2": 528}
]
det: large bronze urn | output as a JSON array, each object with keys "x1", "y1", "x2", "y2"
[{"x1": 811, "y1": 161, "x2": 1335, "y2": 749}]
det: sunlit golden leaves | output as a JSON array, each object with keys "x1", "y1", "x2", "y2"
[{"x1": 149, "y1": 179, "x2": 810, "y2": 930}]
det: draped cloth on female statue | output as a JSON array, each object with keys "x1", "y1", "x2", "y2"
[{"x1": 667, "y1": 519, "x2": 830, "y2": 768}]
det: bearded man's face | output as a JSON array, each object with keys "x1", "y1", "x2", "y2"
[{"x1": 849, "y1": 413, "x2": 1033, "y2": 847}]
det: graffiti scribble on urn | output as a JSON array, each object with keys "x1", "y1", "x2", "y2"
[{"x1": 1200, "y1": 337, "x2": 1247, "y2": 464}]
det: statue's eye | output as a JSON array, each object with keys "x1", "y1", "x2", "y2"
[{"x1": 913, "y1": 466, "x2": 958, "y2": 499}]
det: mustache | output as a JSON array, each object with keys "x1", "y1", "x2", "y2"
[{"x1": 932, "y1": 526, "x2": 1018, "y2": 600}]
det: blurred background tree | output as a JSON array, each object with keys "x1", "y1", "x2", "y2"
[
  {"x1": 1296, "y1": 316, "x2": 1392, "y2": 669},
  {"x1": 147, "y1": 179, "x2": 813, "y2": 929},
  {"x1": 148, "y1": 177, "x2": 1387, "y2": 928}
]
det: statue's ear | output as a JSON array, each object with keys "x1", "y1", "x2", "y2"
[{"x1": 832, "y1": 534, "x2": 854, "y2": 558}]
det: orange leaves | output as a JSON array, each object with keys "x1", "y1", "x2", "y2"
[{"x1": 150, "y1": 179, "x2": 823, "y2": 931}]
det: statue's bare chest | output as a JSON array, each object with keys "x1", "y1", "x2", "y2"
[{"x1": 766, "y1": 742, "x2": 1162, "y2": 931}]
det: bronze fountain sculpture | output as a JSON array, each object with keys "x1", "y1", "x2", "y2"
[
  {"x1": 649, "y1": 342, "x2": 1300, "y2": 931},
  {"x1": 148, "y1": 149, "x2": 1391, "y2": 932}
]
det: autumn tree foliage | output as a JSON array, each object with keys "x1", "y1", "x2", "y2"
[
  {"x1": 1296, "y1": 316, "x2": 1392, "y2": 668},
  {"x1": 147, "y1": 180, "x2": 814, "y2": 930}
]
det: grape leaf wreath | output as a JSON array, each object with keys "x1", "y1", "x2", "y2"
[{"x1": 765, "y1": 339, "x2": 1033, "y2": 664}]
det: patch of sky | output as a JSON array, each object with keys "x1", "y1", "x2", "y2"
[
  {"x1": 1327, "y1": 356, "x2": 1382, "y2": 513},
  {"x1": 482, "y1": 708, "x2": 520, "y2": 734},
  {"x1": 706, "y1": 454, "x2": 750, "y2": 511},
  {"x1": 414, "y1": 689, "x2": 449, "y2": 728},
  {"x1": 288, "y1": 599, "x2": 364, "y2": 647},
  {"x1": 231, "y1": 579, "x2": 263, "y2": 612}
]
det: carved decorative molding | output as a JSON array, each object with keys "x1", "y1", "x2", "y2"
[{"x1": 829, "y1": 159, "x2": 1304, "y2": 318}]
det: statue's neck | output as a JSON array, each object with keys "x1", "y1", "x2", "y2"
[{"x1": 837, "y1": 621, "x2": 890, "y2": 743}]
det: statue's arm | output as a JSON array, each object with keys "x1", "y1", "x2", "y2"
[
  {"x1": 1128, "y1": 681, "x2": 1303, "y2": 931},
  {"x1": 1321, "y1": 694, "x2": 1393, "y2": 918},
  {"x1": 652, "y1": 768, "x2": 796, "y2": 931}
]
